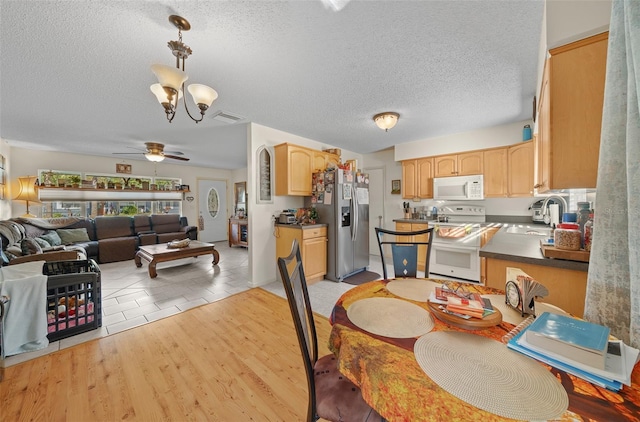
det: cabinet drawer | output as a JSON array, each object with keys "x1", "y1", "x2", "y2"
[
  {"x1": 302, "y1": 227, "x2": 327, "y2": 239},
  {"x1": 395, "y1": 223, "x2": 412, "y2": 232}
]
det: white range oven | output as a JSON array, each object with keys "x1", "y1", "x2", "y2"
[{"x1": 429, "y1": 205, "x2": 485, "y2": 283}]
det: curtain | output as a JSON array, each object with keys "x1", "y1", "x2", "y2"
[{"x1": 583, "y1": 0, "x2": 640, "y2": 349}]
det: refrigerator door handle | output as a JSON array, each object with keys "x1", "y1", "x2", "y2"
[{"x1": 352, "y1": 186, "x2": 358, "y2": 242}]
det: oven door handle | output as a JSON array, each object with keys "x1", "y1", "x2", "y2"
[{"x1": 433, "y1": 244, "x2": 479, "y2": 253}]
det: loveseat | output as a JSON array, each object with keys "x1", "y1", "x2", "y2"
[{"x1": 0, "y1": 215, "x2": 197, "y2": 265}]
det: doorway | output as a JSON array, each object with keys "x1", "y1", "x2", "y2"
[
  {"x1": 364, "y1": 167, "x2": 384, "y2": 255},
  {"x1": 197, "y1": 179, "x2": 228, "y2": 242}
]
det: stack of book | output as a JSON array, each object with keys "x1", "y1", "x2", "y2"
[
  {"x1": 506, "y1": 312, "x2": 639, "y2": 391},
  {"x1": 429, "y1": 286, "x2": 495, "y2": 319}
]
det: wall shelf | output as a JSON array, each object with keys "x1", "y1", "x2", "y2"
[{"x1": 37, "y1": 186, "x2": 189, "y2": 202}]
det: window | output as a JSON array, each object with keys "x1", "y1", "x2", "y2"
[{"x1": 36, "y1": 170, "x2": 182, "y2": 218}]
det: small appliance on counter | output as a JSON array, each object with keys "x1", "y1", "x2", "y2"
[
  {"x1": 530, "y1": 199, "x2": 564, "y2": 224},
  {"x1": 278, "y1": 211, "x2": 297, "y2": 224}
]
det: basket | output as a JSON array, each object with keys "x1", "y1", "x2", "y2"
[{"x1": 44, "y1": 259, "x2": 102, "y2": 341}]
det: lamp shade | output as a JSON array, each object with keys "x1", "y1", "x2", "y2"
[
  {"x1": 187, "y1": 84, "x2": 218, "y2": 107},
  {"x1": 150, "y1": 83, "x2": 183, "y2": 104},
  {"x1": 151, "y1": 64, "x2": 188, "y2": 92},
  {"x1": 15, "y1": 176, "x2": 40, "y2": 202},
  {"x1": 145, "y1": 153, "x2": 165, "y2": 162},
  {"x1": 373, "y1": 112, "x2": 400, "y2": 131}
]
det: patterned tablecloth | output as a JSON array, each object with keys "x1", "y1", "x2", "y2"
[{"x1": 329, "y1": 279, "x2": 640, "y2": 422}]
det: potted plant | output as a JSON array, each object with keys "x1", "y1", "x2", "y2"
[
  {"x1": 69, "y1": 175, "x2": 81, "y2": 188},
  {"x1": 309, "y1": 207, "x2": 318, "y2": 224}
]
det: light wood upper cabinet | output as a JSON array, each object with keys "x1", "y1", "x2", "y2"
[
  {"x1": 508, "y1": 141, "x2": 534, "y2": 197},
  {"x1": 402, "y1": 158, "x2": 433, "y2": 199},
  {"x1": 416, "y1": 158, "x2": 434, "y2": 198},
  {"x1": 483, "y1": 147, "x2": 508, "y2": 197},
  {"x1": 536, "y1": 32, "x2": 608, "y2": 192},
  {"x1": 275, "y1": 143, "x2": 314, "y2": 196},
  {"x1": 312, "y1": 151, "x2": 341, "y2": 172},
  {"x1": 434, "y1": 151, "x2": 483, "y2": 177},
  {"x1": 402, "y1": 160, "x2": 417, "y2": 199}
]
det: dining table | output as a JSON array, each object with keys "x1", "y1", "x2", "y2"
[{"x1": 328, "y1": 278, "x2": 640, "y2": 422}]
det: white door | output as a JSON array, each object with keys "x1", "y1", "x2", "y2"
[
  {"x1": 198, "y1": 179, "x2": 228, "y2": 242},
  {"x1": 364, "y1": 168, "x2": 384, "y2": 255}
]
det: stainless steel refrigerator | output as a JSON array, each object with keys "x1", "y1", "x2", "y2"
[{"x1": 306, "y1": 169, "x2": 369, "y2": 282}]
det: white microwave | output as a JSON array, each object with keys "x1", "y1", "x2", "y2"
[{"x1": 433, "y1": 175, "x2": 484, "y2": 200}]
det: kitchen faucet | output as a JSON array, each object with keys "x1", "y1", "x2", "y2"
[{"x1": 541, "y1": 195, "x2": 568, "y2": 223}]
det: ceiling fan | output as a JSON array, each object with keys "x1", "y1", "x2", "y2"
[{"x1": 113, "y1": 142, "x2": 190, "y2": 162}]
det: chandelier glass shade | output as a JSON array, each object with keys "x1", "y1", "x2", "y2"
[
  {"x1": 373, "y1": 112, "x2": 400, "y2": 131},
  {"x1": 150, "y1": 16, "x2": 218, "y2": 123}
]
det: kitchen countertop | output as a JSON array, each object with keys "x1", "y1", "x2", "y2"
[
  {"x1": 274, "y1": 223, "x2": 328, "y2": 229},
  {"x1": 480, "y1": 225, "x2": 589, "y2": 272}
]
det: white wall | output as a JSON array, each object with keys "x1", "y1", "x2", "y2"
[
  {"x1": 394, "y1": 120, "x2": 532, "y2": 161},
  {"x1": 0, "y1": 139, "x2": 11, "y2": 220},
  {"x1": 546, "y1": 0, "x2": 611, "y2": 49},
  {"x1": 9, "y1": 147, "x2": 233, "y2": 229},
  {"x1": 247, "y1": 122, "x2": 362, "y2": 287}
]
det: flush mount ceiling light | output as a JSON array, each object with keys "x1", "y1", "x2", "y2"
[
  {"x1": 150, "y1": 15, "x2": 218, "y2": 123},
  {"x1": 373, "y1": 112, "x2": 400, "y2": 132}
]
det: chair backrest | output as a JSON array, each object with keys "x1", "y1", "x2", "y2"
[
  {"x1": 277, "y1": 239, "x2": 318, "y2": 422},
  {"x1": 375, "y1": 226, "x2": 434, "y2": 279}
]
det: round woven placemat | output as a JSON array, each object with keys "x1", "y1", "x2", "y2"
[
  {"x1": 414, "y1": 331, "x2": 568, "y2": 420},
  {"x1": 386, "y1": 278, "x2": 440, "y2": 302},
  {"x1": 482, "y1": 294, "x2": 570, "y2": 326},
  {"x1": 347, "y1": 297, "x2": 434, "y2": 338}
]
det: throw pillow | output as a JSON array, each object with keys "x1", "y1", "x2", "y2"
[
  {"x1": 34, "y1": 237, "x2": 52, "y2": 249},
  {"x1": 21, "y1": 238, "x2": 43, "y2": 255},
  {"x1": 56, "y1": 228, "x2": 90, "y2": 245},
  {"x1": 40, "y1": 231, "x2": 62, "y2": 246},
  {"x1": 6, "y1": 245, "x2": 23, "y2": 257}
]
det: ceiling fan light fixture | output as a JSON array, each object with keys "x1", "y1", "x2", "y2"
[
  {"x1": 145, "y1": 152, "x2": 165, "y2": 162},
  {"x1": 150, "y1": 15, "x2": 217, "y2": 124},
  {"x1": 373, "y1": 112, "x2": 400, "y2": 132}
]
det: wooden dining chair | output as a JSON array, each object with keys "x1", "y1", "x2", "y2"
[
  {"x1": 278, "y1": 239, "x2": 385, "y2": 422},
  {"x1": 375, "y1": 227, "x2": 434, "y2": 280}
]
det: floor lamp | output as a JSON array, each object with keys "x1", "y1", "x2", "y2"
[{"x1": 14, "y1": 176, "x2": 40, "y2": 218}]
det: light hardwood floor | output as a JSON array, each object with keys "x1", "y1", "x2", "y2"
[{"x1": 0, "y1": 288, "x2": 332, "y2": 421}]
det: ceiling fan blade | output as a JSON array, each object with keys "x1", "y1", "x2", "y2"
[
  {"x1": 163, "y1": 150, "x2": 184, "y2": 155},
  {"x1": 164, "y1": 154, "x2": 190, "y2": 161}
]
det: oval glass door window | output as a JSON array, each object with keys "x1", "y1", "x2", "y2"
[{"x1": 207, "y1": 188, "x2": 219, "y2": 218}]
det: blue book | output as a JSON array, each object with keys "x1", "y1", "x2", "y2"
[
  {"x1": 525, "y1": 312, "x2": 610, "y2": 370},
  {"x1": 507, "y1": 328, "x2": 622, "y2": 391}
]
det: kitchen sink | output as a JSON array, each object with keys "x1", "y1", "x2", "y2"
[{"x1": 504, "y1": 225, "x2": 552, "y2": 236}]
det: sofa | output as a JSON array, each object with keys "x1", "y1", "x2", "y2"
[{"x1": 0, "y1": 215, "x2": 197, "y2": 265}]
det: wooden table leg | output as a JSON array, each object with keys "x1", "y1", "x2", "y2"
[
  {"x1": 135, "y1": 252, "x2": 142, "y2": 268},
  {"x1": 212, "y1": 249, "x2": 220, "y2": 265},
  {"x1": 148, "y1": 260, "x2": 158, "y2": 278}
]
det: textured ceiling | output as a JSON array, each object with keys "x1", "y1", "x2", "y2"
[{"x1": 0, "y1": 0, "x2": 544, "y2": 170}]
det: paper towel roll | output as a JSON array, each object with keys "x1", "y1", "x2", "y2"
[{"x1": 549, "y1": 204, "x2": 560, "y2": 226}]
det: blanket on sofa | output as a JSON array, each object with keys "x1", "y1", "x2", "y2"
[
  {"x1": 0, "y1": 220, "x2": 26, "y2": 247},
  {"x1": 14, "y1": 217, "x2": 84, "y2": 230}
]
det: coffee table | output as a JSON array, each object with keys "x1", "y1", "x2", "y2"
[{"x1": 135, "y1": 241, "x2": 220, "y2": 278}]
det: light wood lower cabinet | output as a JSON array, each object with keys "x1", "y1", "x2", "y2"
[
  {"x1": 484, "y1": 257, "x2": 587, "y2": 318},
  {"x1": 394, "y1": 222, "x2": 430, "y2": 272},
  {"x1": 276, "y1": 225, "x2": 327, "y2": 283},
  {"x1": 229, "y1": 218, "x2": 248, "y2": 247}
]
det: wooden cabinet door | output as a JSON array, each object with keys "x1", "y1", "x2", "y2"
[
  {"x1": 416, "y1": 158, "x2": 433, "y2": 198},
  {"x1": 536, "y1": 59, "x2": 551, "y2": 193},
  {"x1": 302, "y1": 236, "x2": 327, "y2": 280},
  {"x1": 457, "y1": 151, "x2": 483, "y2": 175},
  {"x1": 434, "y1": 155, "x2": 457, "y2": 177},
  {"x1": 287, "y1": 146, "x2": 313, "y2": 195},
  {"x1": 412, "y1": 223, "x2": 429, "y2": 271},
  {"x1": 548, "y1": 33, "x2": 607, "y2": 190},
  {"x1": 402, "y1": 160, "x2": 417, "y2": 199},
  {"x1": 508, "y1": 141, "x2": 534, "y2": 197},
  {"x1": 312, "y1": 151, "x2": 327, "y2": 172},
  {"x1": 483, "y1": 147, "x2": 508, "y2": 197},
  {"x1": 394, "y1": 222, "x2": 413, "y2": 243}
]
